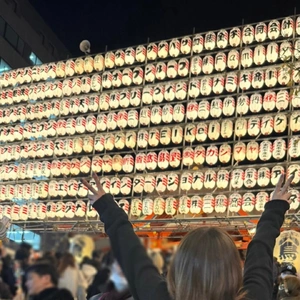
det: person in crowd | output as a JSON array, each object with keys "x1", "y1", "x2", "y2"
[
  {"x1": 280, "y1": 264, "x2": 298, "y2": 279},
  {"x1": 89, "y1": 259, "x2": 133, "y2": 300},
  {"x1": 0, "y1": 248, "x2": 17, "y2": 296},
  {"x1": 81, "y1": 256, "x2": 98, "y2": 288},
  {"x1": 273, "y1": 257, "x2": 282, "y2": 300},
  {"x1": 87, "y1": 251, "x2": 114, "y2": 299},
  {"x1": 25, "y1": 262, "x2": 73, "y2": 300},
  {"x1": 0, "y1": 259, "x2": 13, "y2": 299},
  {"x1": 277, "y1": 275, "x2": 300, "y2": 299},
  {"x1": 82, "y1": 172, "x2": 293, "y2": 300},
  {"x1": 57, "y1": 252, "x2": 87, "y2": 300}
]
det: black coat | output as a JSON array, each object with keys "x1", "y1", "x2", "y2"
[
  {"x1": 93, "y1": 194, "x2": 289, "y2": 300},
  {"x1": 30, "y1": 287, "x2": 74, "y2": 300}
]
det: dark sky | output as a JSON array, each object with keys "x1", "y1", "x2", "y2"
[{"x1": 29, "y1": 0, "x2": 299, "y2": 56}]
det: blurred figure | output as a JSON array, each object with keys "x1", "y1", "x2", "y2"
[
  {"x1": 0, "y1": 259, "x2": 13, "y2": 299},
  {"x1": 277, "y1": 275, "x2": 300, "y2": 299},
  {"x1": 25, "y1": 262, "x2": 73, "y2": 300},
  {"x1": 149, "y1": 250, "x2": 164, "y2": 275},
  {"x1": 57, "y1": 252, "x2": 87, "y2": 300},
  {"x1": 89, "y1": 260, "x2": 133, "y2": 300},
  {"x1": 81, "y1": 256, "x2": 98, "y2": 287},
  {"x1": 0, "y1": 248, "x2": 17, "y2": 296}
]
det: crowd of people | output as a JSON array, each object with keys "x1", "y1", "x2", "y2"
[{"x1": 0, "y1": 173, "x2": 299, "y2": 299}]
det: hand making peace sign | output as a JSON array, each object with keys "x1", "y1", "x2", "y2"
[
  {"x1": 271, "y1": 173, "x2": 294, "y2": 202},
  {"x1": 81, "y1": 172, "x2": 106, "y2": 205}
]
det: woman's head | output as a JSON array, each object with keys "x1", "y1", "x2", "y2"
[
  {"x1": 57, "y1": 252, "x2": 76, "y2": 274},
  {"x1": 167, "y1": 227, "x2": 243, "y2": 300},
  {"x1": 277, "y1": 275, "x2": 300, "y2": 299}
]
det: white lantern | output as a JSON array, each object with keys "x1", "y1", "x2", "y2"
[
  {"x1": 217, "y1": 29, "x2": 228, "y2": 48},
  {"x1": 242, "y1": 25, "x2": 254, "y2": 44},
  {"x1": 158, "y1": 40, "x2": 169, "y2": 58},
  {"x1": 229, "y1": 193, "x2": 242, "y2": 213},
  {"x1": 255, "y1": 22, "x2": 267, "y2": 42},
  {"x1": 135, "y1": 45, "x2": 146, "y2": 62},
  {"x1": 229, "y1": 27, "x2": 241, "y2": 47},
  {"x1": 120, "y1": 177, "x2": 132, "y2": 195},
  {"x1": 204, "y1": 170, "x2": 217, "y2": 189},
  {"x1": 167, "y1": 173, "x2": 179, "y2": 192},
  {"x1": 215, "y1": 195, "x2": 228, "y2": 213},
  {"x1": 268, "y1": 20, "x2": 280, "y2": 40}
]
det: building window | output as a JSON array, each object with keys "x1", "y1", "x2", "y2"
[
  {"x1": 4, "y1": 24, "x2": 18, "y2": 48},
  {"x1": 0, "y1": 58, "x2": 12, "y2": 73},
  {"x1": 29, "y1": 52, "x2": 42, "y2": 65},
  {"x1": 0, "y1": 16, "x2": 6, "y2": 36},
  {"x1": 17, "y1": 38, "x2": 25, "y2": 55}
]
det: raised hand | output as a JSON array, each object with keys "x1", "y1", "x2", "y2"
[
  {"x1": 271, "y1": 174, "x2": 294, "y2": 202},
  {"x1": 81, "y1": 172, "x2": 106, "y2": 205}
]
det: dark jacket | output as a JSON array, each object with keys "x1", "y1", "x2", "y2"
[
  {"x1": 93, "y1": 195, "x2": 289, "y2": 300},
  {"x1": 30, "y1": 287, "x2": 74, "y2": 300}
]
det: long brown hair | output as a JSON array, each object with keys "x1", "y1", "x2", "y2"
[
  {"x1": 167, "y1": 227, "x2": 245, "y2": 300},
  {"x1": 57, "y1": 252, "x2": 76, "y2": 274},
  {"x1": 278, "y1": 275, "x2": 300, "y2": 300}
]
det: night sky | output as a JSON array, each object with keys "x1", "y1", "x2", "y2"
[{"x1": 28, "y1": 0, "x2": 299, "y2": 56}]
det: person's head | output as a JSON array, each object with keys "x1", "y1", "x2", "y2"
[
  {"x1": 167, "y1": 227, "x2": 244, "y2": 300},
  {"x1": 57, "y1": 252, "x2": 76, "y2": 274},
  {"x1": 277, "y1": 275, "x2": 300, "y2": 299},
  {"x1": 25, "y1": 262, "x2": 58, "y2": 296},
  {"x1": 280, "y1": 264, "x2": 297, "y2": 279},
  {"x1": 109, "y1": 260, "x2": 129, "y2": 293}
]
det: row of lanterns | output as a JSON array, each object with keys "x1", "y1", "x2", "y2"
[
  {"x1": 1, "y1": 65, "x2": 298, "y2": 107},
  {"x1": 1, "y1": 164, "x2": 300, "y2": 199},
  {"x1": 1, "y1": 16, "x2": 299, "y2": 89},
  {"x1": 1, "y1": 86, "x2": 298, "y2": 125},
  {"x1": 0, "y1": 138, "x2": 299, "y2": 180},
  {"x1": 1, "y1": 188, "x2": 300, "y2": 221}
]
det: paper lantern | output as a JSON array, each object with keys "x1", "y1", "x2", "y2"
[
  {"x1": 247, "y1": 117, "x2": 261, "y2": 136},
  {"x1": 290, "y1": 111, "x2": 300, "y2": 132},
  {"x1": 272, "y1": 138, "x2": 286, "y2": 161},
  {"x1": 289, "y1": 190, "x2": 300, "y2": 211},
  {"x1": 77, "y1": 180, "x2": 88, "y2": 197},
  {"x1": 114, "y1": 49, "x2": 125, "y2": 67},
  {"x1": 194, "y1": 145, "x2": 205, "y2": 165},
  {"x1": 229, "y1": 27, "x2": 241, "y2": 47},
  {"x1": 210, "y1": 98, "x2": 222, "y2": 118},
  {"x1": 153, "y1": 197, "x2": 165, "y2": 216},
  {"x1": 259, "y1": 140, "x2": 273, "y2": 161},
  {"x1": 265, "y1": 68, "x2": 278, "y2": 88},
  {"x1": 142, "y1": 198, "x2": 154, "y2": 216},
  {"x1": 252, "y1": 69, "x2": 265, "y2": 89},
  {"x1": 179, "y1": 172, "x2": 192, "y2": 191},
  {"x1": 81, "y1": 76, "x2": 91, "y2": 93},
  {"x1": 228, "y1": 193, "x2": 242, "y2": 213},
  {"x1": 245, "y1": 141, "x2": 259, "y2": 162},
  {"x1": 92, "y1": 54, "x2": 104, "y2": 71},
  {"x1": 287, "y1": 165, "x2": 300, "y2": 185},
  {"x1": 255, "y1": 192, "x2": 269, "y2": 212},
  {"x1": 276, "y1": 90, "x2": 289, "y2": 111},
  {"x1": 102, "y1": 71, "x2": 113, "y2": 89},
  {"x1": 257, "y1": 167, "x2": 271, "y2": 187},
  {"x1": 266, "y1": 42, "x2": 279, "y2": 63},
  {"x1": 202, "y1": 55, "x2": 214, "y2": 74},
  {"x1": 225, "y1": 73, "x2": 237, "y2": 93},
  {"x1": 144, "y1": 175, "x2": 156, "y2": 193},
  {"x1": 122, "y1": 155, "x2": 134, "y2": 173},
  {"x1": 255, "y1": 22, "x2": 267, "y2": 42},
  {"x1": 204, "y1": 170, "x2": 217, "y2": 189},
  {"x1": 213, "y1": 75, "x2": 225, "y2": 95},
  {"x1": 137, "y1": 130, "x2": 148, "y2": 149},
  {"x1": 71, "y1": 77, "x2": 82, "y2": 95},
  {"x1": 55, "y1": 201, "x2": 66, "y2": 218},
  {"x1": 268, "y1": 20, "x2": 280, "y2": 40},
  {"x1": 107, "y1": 112, "x2": 118, "y2": 131},
  {"x1": 186, "y1": 101, "x2": 198, "y2": 121},
  {"x1": 208, "y1": 121, "x2": 220, "y2": 141},
  {"x1": 146, "y1": 152, "x2": 158, "y2": 171},
  {"x1": 216, "y1": 29, "x2": 228, "y2": 48},
  {"x1": 253, "y1": 45, "x2": 266, "y2": 66},
  {"x1": 147, "y1": 43, "x2": 158, "y2": 60},
  {"x1": 122, "y1": 68, "x2": 133, "y2": 86},
  {"x1": 87, "y1": 203, "x2": 98, "y2": 218},
  {"x1": 221, "y1": 96, "x2": 235, "y2": 117},
  {"x1": 242, "y1": 25, "x2": 255, "y2": 44},
  {"x1": 233, "y1": 142, "x2": 246, "y2": 162},
  {"x1": 201, "y1": 76, "x2": 213, "y2": 95},
  {"x1": 91, "y1": 156, "x2": 102, "y2": 174},
  {"x1": 243, "y1": 193, "x2": 257, "y2": 215},
  {"x1": 169, "y1": 38, "x2": 180, "y2": 57},
  {"x1": 190, "y1": 56, "x2": 202, "y2": 76},
  {"x1": 271, "y1": 166, "x2": 285, "y2": 186},
  {"x1": 112, "y1": 70, "x2": 122, "y2": 88},
  {"x1": 127, "y1": 110, "x2": 139, "y2": 128},
  {"x1": 182, "y1": 147, "x2": 194, "y2": 167},
  {"x1": 133, "y1": 175, "x2": 145, "y2": 194},
  {"x1": 295, "y1": 39, "x2": 300, "y2": 60},
  {"x1": 249, "y1": 93, "x2": 263, "y2": 113},
  {"x1": 177, "y1": 196, "x2": 190, "y2": 215},
  {"x1": 190, "y1": 171, "x2": 203, "y2": 191},
  {"x1": 188, "y1": 79, "x2": 200, "y2": 99},
  {"x1": 280, "y1": 41, "x2": 293, "y2": 62},
  {"x1": 134, "y1": 153, "x2": 146, "y2": 172},
  {"x1": 164, "y1": 173, "x2": 178, "y2": 192},
  {"x1": 158, "y1": 150, "x2": 170, "y2": 170},
  {"x1": 178, "y1": 58, "x2": 189, "y2": 77},
  {"x1": 164, "y1": 83, "x2": 176, "y2": 102},
  {"x1": 151, "y1": 106, "x2": 162, "y2": 125},
  {"x1": 219, "y1": 144, "x2": 231, "y2": 164},
  {"x1": 201, "y1": 194, "x2": 213, "y2": 214},
  {"x1": 175, "y1": 81, "x2": 187, "y2": 100},
  {"x1": 135, "y1": 45, "x2": 146, "y2": 62},
  {"x1": 206, "y1": 145, "x2": 219, "y2": 165},
  {"x1": 261, "y1": 115, "x2": 274, "y2": 136},
  {"x1": 147, "y1": 128, "x2": 159, "y2": 147},
  {"x1": 228, "y1": 49, "x2": 240, "y2": 69},
  {"x1": 214, "y1": 52, "x2": 226, "y2": 72},
  {"x1": 214, "y1": 195, "x2": 227, "y2": 213},
  {"x1": 109, "y1": 177, "x2": 121, "y2": 196},
  {"x1": 180, "y1": 36, "x2": 192, "y2": 54},
  {"x1": 288, "y1": 137, "x2": 300, "y2": 158},
  {"x1": 125, "y1": 131, "x2": 137, "y2": 148},
  {"x1": 124, "y1": 47, "x2": 135, "y2": 65},
  {"x1": 119, "y1": 177, "x2": 132, "y2": 196},
  {"x1": 63, "y1": 202, "x2": 75, "y2": 219},
  {"x1": 191, "y1": 34, "x2": 203, "y2": 53},
  {"x1": 132, "y1": 67, "x2": 143, "y2": 85},
  {"x1": 101, "y1": 155, "x2": 112, "y2": 173},
  {"x1": 204, "y1": 31, "x2": 216, "y2": 50},
  {"x1": 162, "y1": 104, "x2": 174, "y2": 123},
  {"x1": 221, "y1": 119, "x2": 233, "y2": 139},
  {"x1": 157, "y1": 40, "x2": 168, "y2": 58},
  {"x1": 166, "y1": 60, "x2": 178, "y2": 78},
  {"x1": 187, "y1": 196, "x2": 201, "y2": 215},
  {"x1": 281, "y1": 17, "x2": 294, "y2": 37},
  {"x1": 94, "y1": 134, "x2": 105, "y2": 152},
  {"x1": 230, "y1": 169, "x2": 244, "y2": 189},
  {"x1": 169, "y1": 148, "x2": 181, "y2": 168}
]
